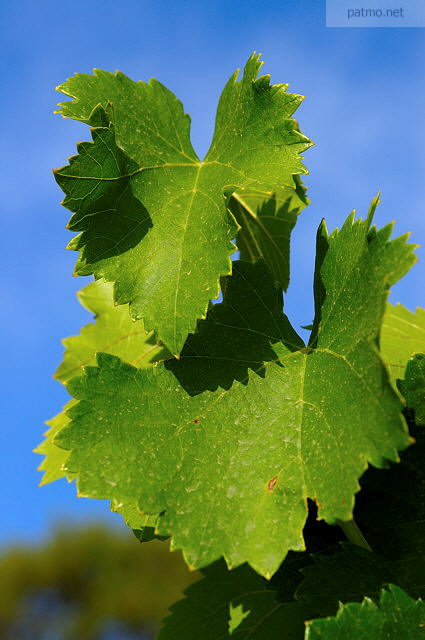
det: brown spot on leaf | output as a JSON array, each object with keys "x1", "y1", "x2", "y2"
[
  {"x1": 267, "y1": 476, "x2": 278, "y2": 492},
  {"x1": 193, "y1": 418, "x2": 200, "y2": 424}
]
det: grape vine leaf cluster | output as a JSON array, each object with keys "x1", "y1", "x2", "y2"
[{"x1": 39, "y1": 54, "x2": 425, "y2": 638}]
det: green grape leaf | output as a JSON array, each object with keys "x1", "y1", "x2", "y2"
[
  {"x1": 54, "y1": 54, "x2": 311, "y2": 355},
  {"x1": 399, "y1": 355, "x2": 425, "y2": 425},
  {"x1": 230, "y1": 176, "x2": 308, "y2": 290},
  {"x1": 305, "y1": 585, "x2": 425, "y2": 639},
  {"x1": 49, "y1": 202, "x2": 416, "y2": 577},
  {"x1": 159, "y1": 560, "x2": 311, "y2": 640},
  {"x1": 55, "y1": 279, "x2": 170, "y2": 384},
  {"x1": 381, "y1": 303, "x2": 425, "y2": 387}
]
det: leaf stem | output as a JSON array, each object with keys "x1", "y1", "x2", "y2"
[{"x1": 339, "y1": 519, "x2": 372, "y2": 552}]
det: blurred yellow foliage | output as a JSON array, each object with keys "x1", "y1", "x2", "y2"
[{"x1": 0, "y1": 524, "x2": 197, "y2": 639}]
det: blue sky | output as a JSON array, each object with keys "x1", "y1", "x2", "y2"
[{"x1": 1, "y1": 0, "x2": 424, "y2": 545}]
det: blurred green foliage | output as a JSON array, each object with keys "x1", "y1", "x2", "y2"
[{"x1": 0, "y1": 524, "x2": 197, "y2": 639}]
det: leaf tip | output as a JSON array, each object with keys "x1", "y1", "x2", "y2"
[{"x1": 318, "y1": 217, "x2": 329, "y2": 236}]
